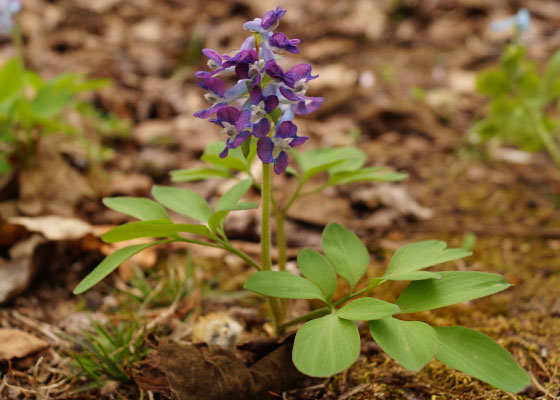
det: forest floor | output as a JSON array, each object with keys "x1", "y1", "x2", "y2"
[{"x1": 0, "y1": 0, "x2": 559, "y2": 399}]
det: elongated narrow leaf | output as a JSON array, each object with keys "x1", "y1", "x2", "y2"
[
  {"x1": 329, "y1": 168, "x2": 408, "y2": 186},
  {"x1": 244, "y1": 271, "x2": 326, "y2": 302},
  {"x1": 293, "y1": 314, "x2": 360, "y2": 377},
  {"x1": 304, "y1": 160, "x2": 345, "y2": 179},
  {"x1": 170, "y1": 167, "x2": 231, "y2": 182},
  {"x1": 215, "y1": 179, "x2": 253, "y2": 211},
  {"x1": 101, "y1": 220, "x2": 211, "y2": 242},
  {"x1": 103, "y1": 197, "x2": 169, "y2": 221},
  {"x1": 208, "y1": 202, "x2": 258, "y2": 233},
  {"x1": 322, "y1": 223, "x2": 369, "y2": 290},
  {"x1": 297, "y1": 147, "x2": 365, "y2": 175},
  {"x1": 297, "y1": 249, "x2": 337, "y2": 301},
  {"x1": 337, "y1": 298, "x2": 400, "y2": 321},
  {"x1": 386, "y1": 271, "x2": 441, "y2": 281},
  {"x1": 435, "y1": 326, "x2": 530, "y2": 393},
  {"x1": 31, "y1": 84, "x2": 72, "y2": 118},
  {"x1": 369, "y1": 317, "x2": 436, "y2": 371},
  {"x1": 73, "y1": 240, "x2": 171, "y2": 294},
  {"x1": 397, "y1": 271, "x2": 511, "y2": 313},
  {"x1": 152, "y1": 185, "x2": 212, "y2": 222},
  {"x1": 0, "y1": 58, "x2": 24, "y2": 102},
  {"x1": 201, "y1": 154, "x2": 247, "y2": 172},
  {"x1": 384, "y1": 241, "x2": 471, "y2": 281}
]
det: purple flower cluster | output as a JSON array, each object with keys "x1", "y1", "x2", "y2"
[{"x1": 194, "y1": 6, "x2": 323, "y2": 174}]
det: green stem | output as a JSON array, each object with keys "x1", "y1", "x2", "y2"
[
  {"x1": 221, "y1": 241, "x2": 261, "y2": 271},
  {"x1": 333, "y1": 278, "x2": 384, "y2": 308},
  {"x1": 12, "y1": 24, "x2": 24, "y2": 63},
  {"x1": 525, "y1": 106, "x2": 560, "y2": 168},
  {"x1": 261, "y1": 163, "x2": 272, "y2": 270},
  {"x1": 274, "y1": 208, "x2": 287, "y2": 271},
  {"x1": 281, "y1": 178, "x2": 307, "y2": 217},
  {"x1": 279, "y1": 306, "x2": 331, "y2": 330},
  {"x1": 261, "y1": 162, "x2": 284, "y2": 335},
  {"x1": 279, "y1": 279, "x2": 384, "y2": 329},
  {"x1": 298, "y1": 182, "x2": 330, "y2": 199},
  {"x1": 273, "y1": 177, "x2": 308, "y2": 271},
  {"x1": 175, "y1": 236, "x2": 261, "y2": 271}
]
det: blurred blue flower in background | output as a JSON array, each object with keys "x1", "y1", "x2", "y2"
[
  {"x1": 490, "y1": 8, "x2": 531, "y2": 35},
  {"x1": 0, "y1": 0, "x2": 20, "y2": 34}
]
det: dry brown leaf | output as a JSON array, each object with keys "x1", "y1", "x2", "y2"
[
  {"x1": 7, "y1": 216, "x2": 93, "y2": 241},
  {"x1": 0, "y1": 328, "x2": 49, "y2": 360}
]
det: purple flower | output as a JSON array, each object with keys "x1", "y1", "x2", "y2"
[
  {"x1": 223, "y1": 49, "x2": 262, "y2": 85},
  {"x1": 250, "y1": 86, "x2": 278, "y2": 123},
  {"x1": 279, "y1": 86, "x2": 324, "y2": 115},
  {"x1": 257, "y1": 121, "x2": 308, "y2": 174},
  {"x1": 244, "y1": 6, "x2": 286, "y2": 33},
  {"x1": 263, "y1": 60, "x2": 295, "y2": 87},
  {"x1": 249, "y1": 86, "x2": 278, "y2": 138},
  {"x1": 209, "y1": 106, "x2": 252, "y2": 158},
  {"x1": 195, "y1": 49, "x2": 229, "y2": 78},
  {"x1": 194, "y1": 78, "x2": 247, "y2": 119},
  {"x1": 269, "y1": 33, "x2": 300, "y2": 54},
  {"x1": 0, "y1": 0, "x2": 20, "y2": 34}
]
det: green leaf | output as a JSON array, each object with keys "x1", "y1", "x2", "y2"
[
  {"x1": 31, "y1": 84, "x2": 73, "y2": 118},
  {"x1": 202, "y1": 154, "x2": 248, "y2": 172},
  {"x1": 170, "y1": 167, "x2": 231, "y2": 182},
  {"x1": 73, "y1": 240, "x2": 171, "y2": 294},
  {"x1": 297, "y1": 248, "x2": 337, "y2": 301},
  {"x1": 397, "y1": 271, "x2": 511, "y2": 313},
  {"x1": 385, "y1": 271, "x2": 441, "y2": 281},
  {"x1": 329, "y1": 168, "x2": 408, "y2": 186},
  {"x1": 369, "y1": 317, "x2": 436, "y2": 371},
  {"x1": 293, "y1": 314, "x2": 360, "y2": 377},
  {"x1": 337, "y1": 298, "x2": 400, "y2": 321},
  {"x1": 207, "y1": 202, "x2": 258, "y2": 233},
  {"x1": 322, "y1": 223, "x2": 369, "y2": 291},
  {"x1": 383, "y1": 241, "x2": 471, "y2": 281},
  {"x1": 103, "y1": 197, "x2": 169, "y2": 221},
  {"x1": 297, "y1": 147, "x2": 365, "y2": 177},
  {"x1": 0, "y1": 58, "x2": 24, "y2": 103},
  {"x1": 101, "y1": 220, "x2": 211, "y2": 242},
  {"x1": 434, "y1": 326, "x2": 530, "y2": 393},
  {"x1": 152, "y1": 185, "x2": 212, "y2": 222},
  {"x1": 244, "y1": 271, "x2": 326, "y2": 302},
  {"x1": 476, "y1": 68, "x2": 509, "y2": 96},
  {"x1": 215, "y1": 179, "x2": 253, "y2": 211}
]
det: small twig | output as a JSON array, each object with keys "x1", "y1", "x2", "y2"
[
  {"x1": 529, "y1": 371, "x2": 553, "y2": 399},
  {"x1": 339, "y1": 383, "x2": 370, "y2": 400},
  {"x1": 10, "y1": 311, "x2": 64, "y2": 345}
]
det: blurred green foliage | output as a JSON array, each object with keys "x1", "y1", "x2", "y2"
[
  {"x1": 470, "y1": 44, "x2": 560, "y2": 166},
  {"x1": 0, "y1": 57, "x2": 129, "y2": 174}
]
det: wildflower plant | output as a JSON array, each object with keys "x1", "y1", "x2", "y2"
[
  {"x1": 75, "y1": 6, "x2": 530, "y2": 394},
  {"x1": 470, "y1": 8, "x2": 560, "y2": 167},
  {"x1": 0, "y1": 1, "x2": 127, "y2": 174}
]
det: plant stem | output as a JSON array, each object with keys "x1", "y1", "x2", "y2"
[
  {"x1": 221, "y1": 241, "x2": 261, "y2": 271},
  {"x1": 279, "y1": 279, "x2": 385, "y2": 330},
  {"x1": 281, "y1": 178, "x2": 307, "y2": 217},
  {"x1": 274, "y1": 209, "x2": 287, "y2": 271},
  {"x1": 261, "y1": 162, "x2": 284, "y2": 335},
  {"x1": 176, "y1": 237, "x2": 261, "y2": 271},
  {"x1": 333, "y1": 278, "x2": 384, "y2": 307},
  {"x1": 273, "y1": 177, "x2": 308, "y2": 272},
  {"x1": 261, "y1": 162, "x2": 272, "y2": 270},
  {"x1": 525, "y1": 106, "x2": 560, "y2": 168},
  {"x1": 280, "y1": 307, "x2": 331, "y2": 329}
]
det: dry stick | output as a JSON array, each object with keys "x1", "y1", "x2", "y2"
[{"x1": 10, "y1": 311, "x2": 63, "y2": 345}]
